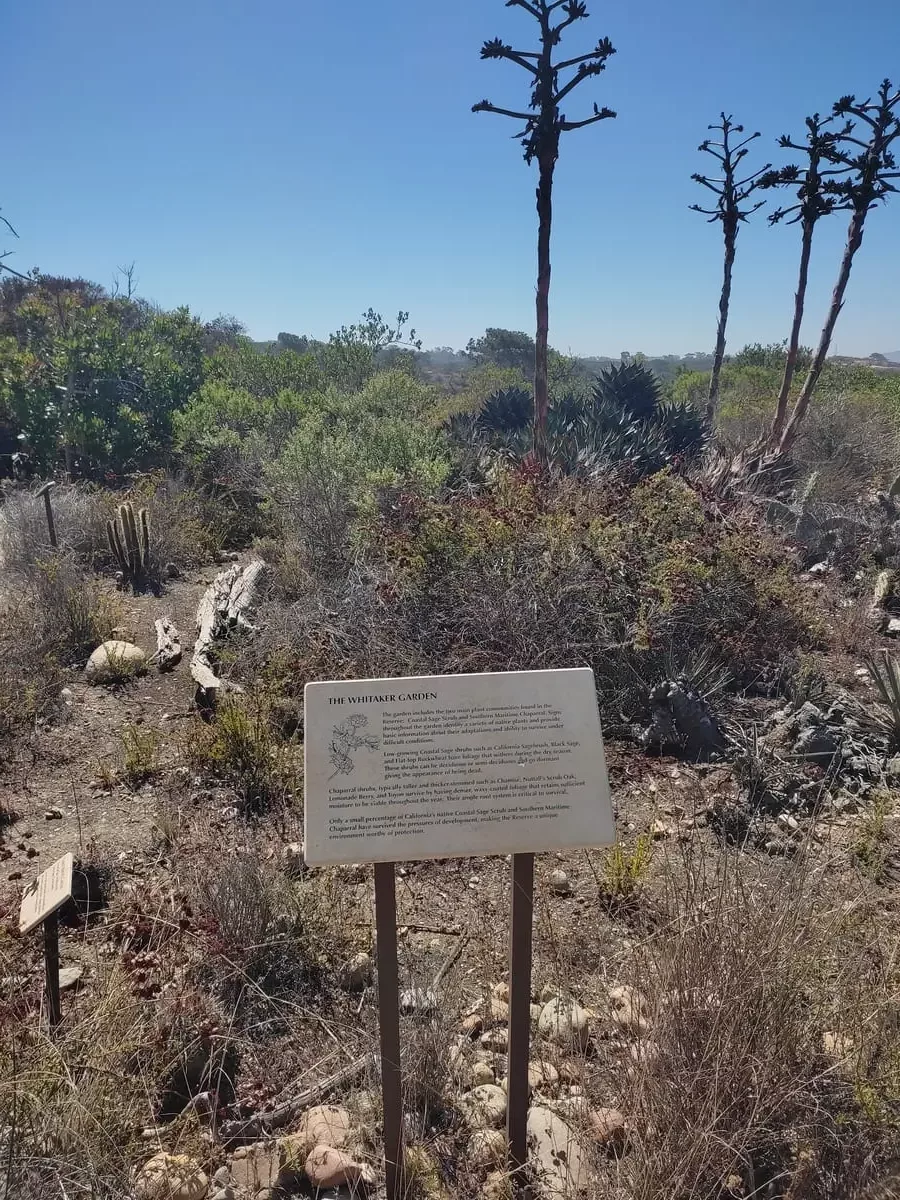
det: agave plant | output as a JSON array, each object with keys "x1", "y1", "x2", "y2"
[
  {"x1": 477, "y1": 386, "x2": 532, "y2": 435},
  {"x1": 444, "y1": 366, "x2": 708, "y2": 482},
  {"x1": 864, "y1": 650, "x2": 900, "y2": 742},
  {"x1": 593, "y1": 361, "x2": 662, "y2": 422}
]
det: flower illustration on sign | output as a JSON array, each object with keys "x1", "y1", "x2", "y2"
[{"x1": 329, "y1": 713, "x2": 380, "y2": 779}]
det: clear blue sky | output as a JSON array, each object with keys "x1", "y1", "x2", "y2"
[{"x1": 3, "y1": 0, "x2": 899, "y2": 356}]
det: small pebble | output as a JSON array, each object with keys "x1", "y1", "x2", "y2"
[
  {"x1": 549, "y1": 869, "x2": 571, "y2": 895},
  {"x1": 45, "y1": 807, "x2": 64, "y2": 820}
]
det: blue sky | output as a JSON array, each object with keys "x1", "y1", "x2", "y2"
[{"x1": 3, "y1": 0, "x2": 899, "y2": 355}]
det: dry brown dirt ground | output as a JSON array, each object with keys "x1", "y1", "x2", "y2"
[{"x1": 1, "y1": 561, "x2": 899, "y2": 1198}]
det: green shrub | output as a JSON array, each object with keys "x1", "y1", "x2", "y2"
[
  {"x1": 185, "y1": 694, "x2": 294, "y2": 813},
  {"x1": 261, "y1": 472, "x2": 815, "y2": 725}
]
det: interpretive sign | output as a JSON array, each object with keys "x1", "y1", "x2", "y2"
[
  {"x1": 19, "y1": 852, "x2": 74, "y2": 935},
  {"x1": 19, "y1": 851, "x2": 74, "y2": 1032},
  {"x1": 303, "y1": 667, "x2": 613, "y2": 866},
  {"x1": 303, "y1": 667, "x2": 614, "y2": 1200}
]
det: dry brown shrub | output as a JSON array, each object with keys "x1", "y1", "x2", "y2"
[{"x1": 614, "y1": 844, "x2": 898, "y2": 1200}]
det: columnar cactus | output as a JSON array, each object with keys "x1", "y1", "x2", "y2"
[{"x1": 107, "y1": 502, "x2": 150, "y2": 590}]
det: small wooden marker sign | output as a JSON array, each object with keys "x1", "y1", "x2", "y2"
[
  {"x1": 19, "y1": 851, "x2": 74, "y2": 1031},
  {"x1": 304, "y1": 668, "x2": 613, "y2": 1197}
]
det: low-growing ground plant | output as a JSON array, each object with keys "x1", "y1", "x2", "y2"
[
  {"x1": 184, "y1": 692, "x2": 295, "y2": 813},
  {"x1": 599, "y1": 834, "x2": 654, "y2": 907},
  {"x1": 120, "y1": 724, "x2": 160, "y2": 789}
]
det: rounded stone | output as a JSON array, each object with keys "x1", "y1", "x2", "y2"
[
  {"x1": 280, "y1": 1104, "x2": 354, "y2": 1169},
  {"x1": 133, "y1": 1153, "x2": 208, "y2": 1200},
  {"x1": 471, "y1": 1060, "x2": 496, "y2": 1087},
  {"x1": 304, "y1": 1145, "x2": 373, "y2": 1189},
  {"x1": 85, "y1": 640, "x2": 147, "y2": 683},
  {"x1": 537, "y1": 997, "x2": 590, "y2": 1051},
  {"x1": 469, "y1": 1128, "x2": 507, "y2": 1170},
  {"x1": 338, "y1": 951, "x2": 373, "y2": 992},
  {"x1": 461, "y1": 1084, "x2": 508, "y2": 1129},
  {"x1": 590, "y1": 1106, "x2": 627, "y2": 1152},
  {"x1": 549, "y1": 868, "x2": 572, "y2": 895}
]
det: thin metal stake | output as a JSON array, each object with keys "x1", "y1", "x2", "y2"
[
  {"x1": 36, "y1": 481, "x2": 58, "y2": 549},
  {"x1": 507, "y1": 852, "x2": 535, "y2": 1183},
  {"x1": 374, "y1": 861, "x2": 404, "y2": 1200},
  {"x1": 44, "y1": 912, "x2": 61, "y2": 1031}
]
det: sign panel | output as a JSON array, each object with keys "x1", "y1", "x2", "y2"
[
  {"x1": 304, "y1": 668, "x2": 613, "y2": 866},
  {"x1": 19, "y1": 852, "x2": 74, "y2": 934}
]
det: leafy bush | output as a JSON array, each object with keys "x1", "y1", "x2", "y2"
[
  {"x1": 258, "y1": 472, "x2": 815, "y2": 726},
  {"x1": 264, "y1": 373, "x2": 451, "y2": 574},
  {"x1": 0, "y1": 280, "x2": 204, "y2": 476},
  {"x1": 185, "y1": 694, "x2": 294, "y2": 813}
]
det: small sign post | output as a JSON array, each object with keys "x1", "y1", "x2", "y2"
[
  {"x1": 304, "y1": 668, "x2": 614, "y2": 1200},
  {"x1": 507, "y1": 852, "x2": 535, "y2": 1182},
  {"x1": 19, "y1": 852, "x2": 74, "y2": 1031}
]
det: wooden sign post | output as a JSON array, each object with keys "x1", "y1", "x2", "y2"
[
  {"x1": 304, "y1": 668, "x2": 614, "y2": 1200},
  {"x1": 19, "y1": 852, "x2": 74, "y2": 1031}
]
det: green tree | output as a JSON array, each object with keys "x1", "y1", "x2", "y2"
[
  {"x1": 473, "y1": 0, "x2": 617, "y2": 464},
  {"x1": 690, "y1": 115, "x2": 771, "y2": 423},
  {"x1": 0, "y1": 279, "x2": 203, "y2": 476},
  {"x1": 465, "y1": 327, "x2": 535, "y2": 373},
  {"x1": 779, "y1": 80, "x2": 900, "y2": 453}
]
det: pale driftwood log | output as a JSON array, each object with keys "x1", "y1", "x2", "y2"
[
  {"x1": 153, "y1": 617, "x2": 182, "y2": 672},
  {"x1": 190, "y1": 560, "x2": 266, "y2": 705}
]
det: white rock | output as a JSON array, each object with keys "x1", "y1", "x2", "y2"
[
  {"x1": 338, "y1": 952, "x2": 373, "y2": 993},
  {"x1": 469, "y1": 1128, "x2": 507, "y2": 1170},
  {"x1": 608, "y1": 985, "x2": 651, "y2": 1035},
  {"x1": 537, "y1": 997, "x2": 590, "y2": 1050},
  {"x1": 527, "y1": 1104, "x2": 589, "y2": 1198},
  {"x1": 549, "y1": 869, "x2": 571, "y2": 895},
  {"x1": 471, "y1": 1060, "x2": 496, "y2": 1087},
  {"x1": 58, "y1": 966, "x2": 83, "y2": 991},
  {"x1": 85, "y1": 640, "x2": 147, "y2": 683},
  {"x1": 461, "y1": 1084, "x2": 508, "y2": 1129},
  {"x1": 133, "y1": 1153, "x2": 208, "y2": 1200}
]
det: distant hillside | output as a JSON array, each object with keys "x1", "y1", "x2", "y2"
[{"x1": 883, "y1": 350, "x2": 900, "y2": 363}]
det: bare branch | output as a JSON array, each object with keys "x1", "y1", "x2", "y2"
[
  {"x1": 481, "y1": 39, "x2": 540, "y2": 74},
  {"x1": 505, "y1": 0, "x2": 541, "y2": 15},
  {"x1": 559, "y1": 105, "x2": 616, "y2": 131},
  {"x1": 472, "y1": 100, "x2": 534, "y2": 122}
]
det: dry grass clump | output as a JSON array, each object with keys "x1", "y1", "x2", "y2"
[
  {"x1": 0, "y1": 552, "x2": 118, "y2": 740},
  {"x1": 0, "y1": 482, "x2": 109, "y2": 572},
  {"x1": 191, "y1": 853, "x2": 363, "y2": 1014},
  {"x1": 0, "y1": 963, "x2": 158, "y2": 1199},
  {"x1": 615, "y1": 848, "x2": 898, "y2": 1200}
]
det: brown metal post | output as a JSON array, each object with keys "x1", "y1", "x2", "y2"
[
  {"x1": 374, "y1": 862, "x2": 404, "y2": 1200},
  {"x1": 507, "y1": 852, "x2": 535, "y2": 1182},
  {"x1": 36, "y1": 482, "x2": 58, "y2": 548},
  {"x1": 44, "y1": 911, "x2": 61, "y2": 1031}
]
